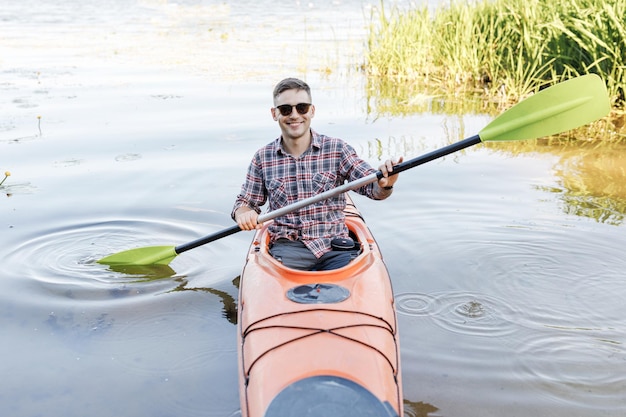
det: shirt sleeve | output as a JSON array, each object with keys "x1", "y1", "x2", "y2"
[
  {"x1": 339, "y1": 142, "x2": 380, "y2": 199},
  {"x1": 231, "y1": 152, "x2": 267, "y2": 220}
]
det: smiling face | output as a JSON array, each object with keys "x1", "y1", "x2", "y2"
[{"x1": 271, "y1": 88, "x2": 315, "y2": 144}]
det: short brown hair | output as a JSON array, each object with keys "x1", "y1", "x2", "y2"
[{"x1": 273, "y1": 78, "x2": 312, "y2": 103}]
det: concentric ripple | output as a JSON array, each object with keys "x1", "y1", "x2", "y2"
[
  {"x1": 397, "y1": 291, "x2": 525, "y2": 338},
  {"x1": 395, "y1": 292, "x2": 438, "y2": 317},
  {"x1": 513, "y1": 330, "x2": 626, "y2": 409},
  {"x1": 2, "y1": 219, "x2": 212, "y2": 305}
]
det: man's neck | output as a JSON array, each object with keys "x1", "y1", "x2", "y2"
[{"x1": 281, "y1": 132, "x2": 312, "y2": 158}]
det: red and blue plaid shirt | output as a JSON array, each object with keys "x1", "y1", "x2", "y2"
[{"x1": 232, "y1": 130, "x2": 380, "y2": 257}]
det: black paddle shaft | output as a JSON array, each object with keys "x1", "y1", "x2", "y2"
[
  {"x1": 176, "y1": 224, "x2": 241, "y2": 254},
  {"x1": 376, "y1": 135, "x2": 481, "y2": 180}
]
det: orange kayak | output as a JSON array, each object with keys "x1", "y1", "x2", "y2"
[{"x1": 237, "y1": 197, "x2": 403, "y2": 417}]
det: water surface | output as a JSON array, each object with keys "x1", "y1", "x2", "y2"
[{"x1": 2, "y1": 1, "x2": 625, "y2": 416}]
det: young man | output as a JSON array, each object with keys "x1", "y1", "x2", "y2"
[{"x1": 232, "y1": 78, "x2": 402, "y2": 270}]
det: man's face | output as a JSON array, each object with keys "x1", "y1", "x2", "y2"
[{"x1": 272, "y1": 89, "x2": 315, "y2": 142}]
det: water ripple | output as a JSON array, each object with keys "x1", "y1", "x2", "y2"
[
  {"x1": 513, "y1": 330, "x2": 626, "y2": 409},
  {"x1": 397, "y1": 291, "x2": 525, "y2": 338},
  {"x1": 395, "y1": 292, "x2": 437, "y2": 317},
  {"x1": 100, "y1": 308, "x2": 231, "y2": 374},
  {"x1": 1, "y1": 181, "x2": 37, "y2": 195},
  {"x1": 91, "y1": 298, "x2": 239, "y2": 417},
  {"x1": 2, "y1": 219, "x2": 205, "y2": 305},
  {"x1": 568, "y1": 270, "x2": 625, "y2": 326}
]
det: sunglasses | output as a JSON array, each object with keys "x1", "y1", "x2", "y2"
[{"x1": 275, "y1": 103, "x2": 312, "y2": 116}]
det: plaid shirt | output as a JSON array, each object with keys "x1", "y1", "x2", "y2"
[{"x1": 232, "y1": 130, "x2": 379, "y2": 257}]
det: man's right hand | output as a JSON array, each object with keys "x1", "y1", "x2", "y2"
[{"x1": 234, "y1": 207, "x2": 261, "y2": 231}]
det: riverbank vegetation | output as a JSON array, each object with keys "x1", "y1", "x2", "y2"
[{"x1": 365, "y1": 0, "x2": 625, "y2": 141}]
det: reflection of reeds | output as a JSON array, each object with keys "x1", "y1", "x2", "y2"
[
  {"x1": 365, "y1": 0, "x2": 625, "y2": 134},
  {"x1": 488, "y1": 139, "x2": 626, "y2": 225}
]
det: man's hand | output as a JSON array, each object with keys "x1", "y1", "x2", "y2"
[
  {"x1": 234, "y1": 206, "x2": 262, "y2": 231},
  {"x1": 377, "y1": 157, "x2": 404, "y2": 189}
]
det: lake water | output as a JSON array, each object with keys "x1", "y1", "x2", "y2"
[{"x1": 2, "y1": 1, "x2": 625, "y2": 416}]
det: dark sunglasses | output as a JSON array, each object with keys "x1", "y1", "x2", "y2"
[{"x1": 275, "y1": 103, "x2": 312, "y2": 116}]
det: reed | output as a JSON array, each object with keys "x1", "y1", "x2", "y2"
[
  {"x1": 0, "y1": 171, "x2": 10, "y2": 187},
  {"x1": 366, "y1": 0, "x2": 625, "y2": 114}
]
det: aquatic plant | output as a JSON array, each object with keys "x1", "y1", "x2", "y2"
[
  {"x1": 366, "y1": 0, "x2": 625, "y2": 113},
  {"x1": 0, "y1": 171, "x2": 10, "y2": 187}
]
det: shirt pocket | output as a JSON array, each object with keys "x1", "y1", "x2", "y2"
[
  {"x1": 312, "y1": 171, "x2": 337, "y2": 194},
  {"x1": 267, "y1": 178, "x2": 289, "y2": 208}
]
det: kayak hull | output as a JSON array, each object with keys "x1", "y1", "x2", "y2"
[{"x1": 237, "y1": 199, "x2": 403, "y2": 417}]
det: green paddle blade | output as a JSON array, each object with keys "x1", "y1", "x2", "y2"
[
  {"x1": 479, "y1": 74, "x2": 610, "y2": 142},
  {"x1": 97, "y1": 245, "x2": 177, "y2": 266}
]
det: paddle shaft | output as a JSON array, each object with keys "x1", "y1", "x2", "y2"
[
  {"x1": 97, "y1": 75, "x2": 610, "y2": 266},
  {"x1": 174, "y1": 135, "x2": 482, "y2": 255}
]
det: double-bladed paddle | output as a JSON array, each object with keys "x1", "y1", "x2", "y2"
[{"x1": 98, "y1": 74, "x2": 610, "y2": 267}]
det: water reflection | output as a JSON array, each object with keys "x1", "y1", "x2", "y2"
[
  {"x1": 492, "y1": 139, "x2": 626, "y2": 225},
  {"x1": 366, "y1": 77, "x2": 505, "y2": 116},
  {"x1": 368, "y1": 78, "x2": 626, "y2": 226},
  {"x1": 3, "y1": 0, "x2": 626, "y2": 416},
  {"x1": 554, "y1": 143, "x2": 626, "y2": 225},
  {"x1": 403, "y1": 399, "x2": 440, "y2": 417},
  {"x1": 105, "y1": 263, "x2": 177, "y2": 280},
  {"x1": 1, "y1": 181, "x2": 37, "y2": 196},
  {"x1": 169, "y1": 275, "x2": 239, "y2": 325}
]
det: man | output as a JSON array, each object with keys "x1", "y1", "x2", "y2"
[{"x1": 232, "y1": 78, "x2": 402, "y2": 270}]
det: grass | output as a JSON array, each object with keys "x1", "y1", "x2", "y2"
[{"x1": 365, "y1": 0, "x2": 626, "y2": 140}]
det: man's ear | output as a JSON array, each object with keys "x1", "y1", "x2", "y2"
[{"x1": 271, "y1": 107, "x2": 278, "y2": 121}]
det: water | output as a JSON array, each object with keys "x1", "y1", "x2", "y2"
[{"x1": 2, "y1": 1, "x2": 626, "y2": 416}]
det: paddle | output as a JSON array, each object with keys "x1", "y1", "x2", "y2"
[{"x1": 98, "y1": 74, "x2": 610, "y2": 267}]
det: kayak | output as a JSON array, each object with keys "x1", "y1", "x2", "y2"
[{"x1": 237, "y1": 196, "x2": 403, "y2": 417}]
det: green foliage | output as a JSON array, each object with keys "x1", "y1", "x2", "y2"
[
  {"x1": 365, "y1": 1, "x2": 626, "y2": 221},
  {"x1": 366, "y1": 0, "x2": 626, "y2": 108}
]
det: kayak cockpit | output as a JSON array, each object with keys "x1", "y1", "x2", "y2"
[{"x1": 247, "y1": 205, "x2": 379, "y2": 282}]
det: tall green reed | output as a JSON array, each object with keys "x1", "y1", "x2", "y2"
[{"x1": 366, "y1": 0, "x2": 625, "y2": 111}]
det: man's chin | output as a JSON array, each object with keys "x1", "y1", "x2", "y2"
[{"x1": 285, "y1": 126, "x2": 308, "y2": 138}]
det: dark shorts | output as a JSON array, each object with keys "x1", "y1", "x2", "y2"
[{"x1": 269, "y1": 239, "x2": 358, "y2": 271}]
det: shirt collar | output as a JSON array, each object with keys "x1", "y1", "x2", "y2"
[{"x1": 275, "y1": 129, "x2": 321, "y2": 155}]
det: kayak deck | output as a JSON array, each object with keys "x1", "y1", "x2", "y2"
[{"x1": 238, "y1": 199, "x2": 403, "y2": 417}]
